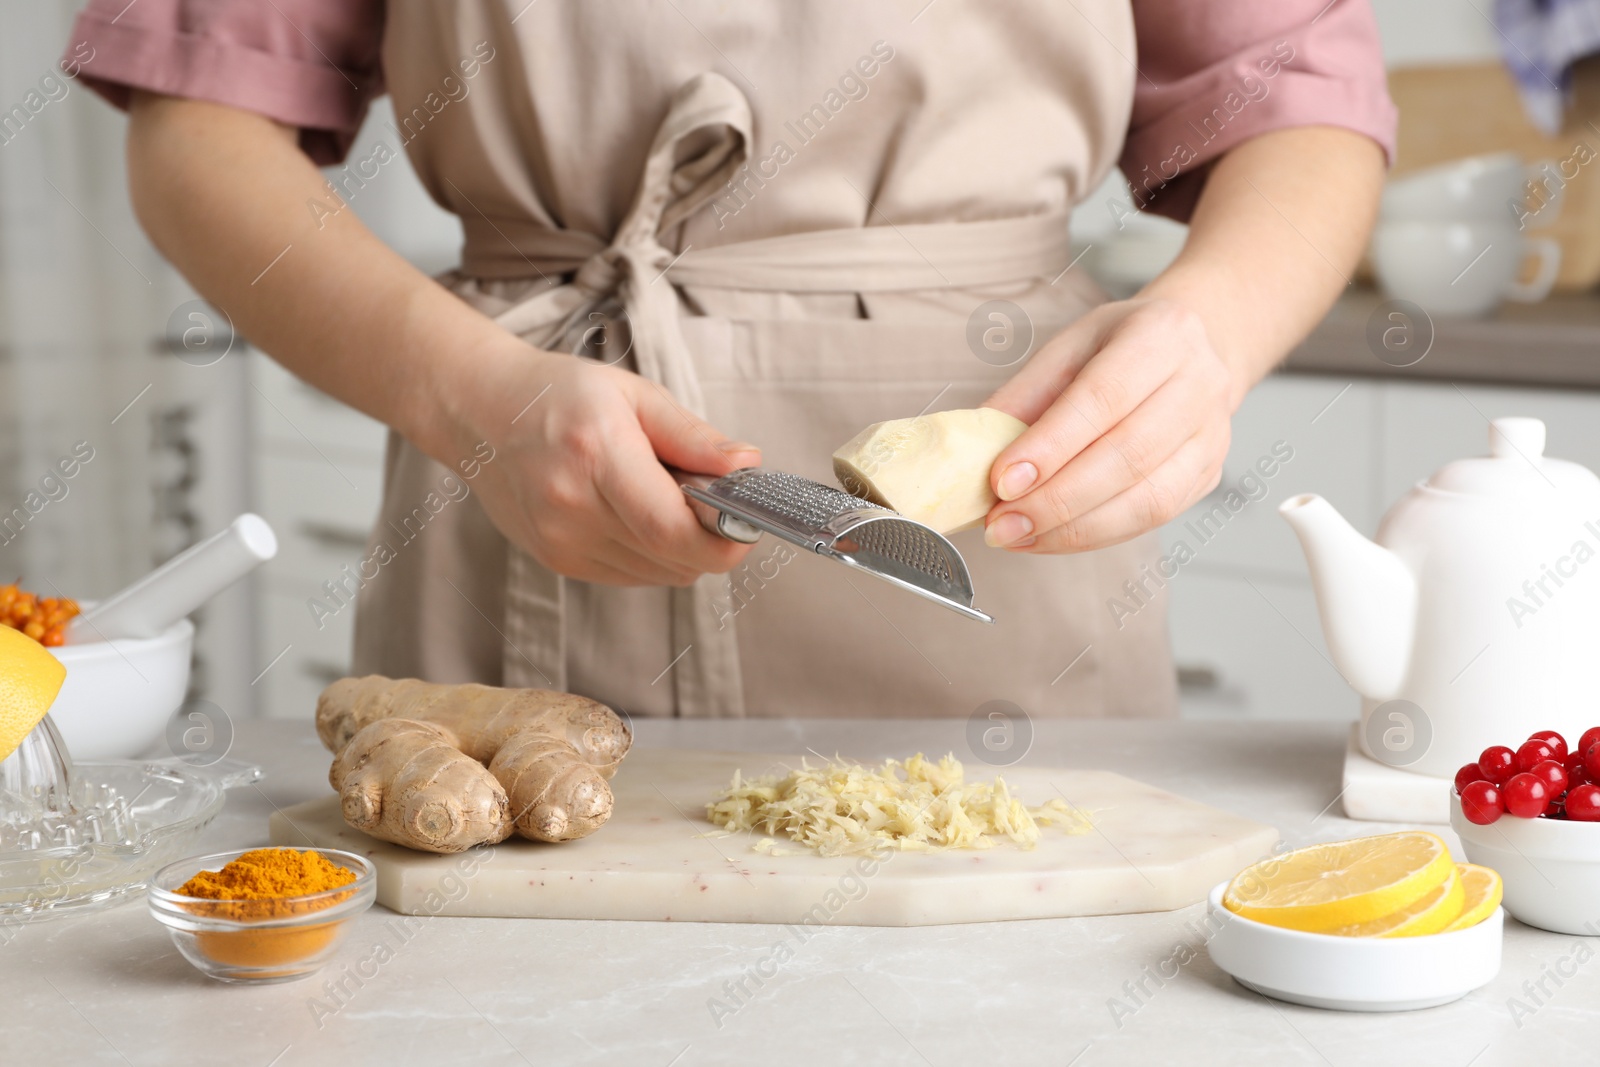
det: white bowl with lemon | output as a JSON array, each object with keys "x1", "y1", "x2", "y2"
[{"x1": 1207, "y1": 832, "x2": 1503, "y2": 1011}]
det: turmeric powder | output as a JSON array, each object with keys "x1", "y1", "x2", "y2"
[{"x1": 178, "y1": 848, "x2": 358, "y2": 971}]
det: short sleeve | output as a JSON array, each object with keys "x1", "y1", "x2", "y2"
[
  {"x1": 1121, "y1": 0, "x2": 1397, "y2": 222},
  {"x1": 61, "y1": 0, "x2": 385, "y2": 165}
]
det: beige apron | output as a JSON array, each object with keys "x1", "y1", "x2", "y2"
[{"x1": 352, "y1": 0, "x2": 1178, "y2": 721}]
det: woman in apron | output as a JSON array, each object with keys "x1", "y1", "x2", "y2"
[{"x1": 67, "y1": 1, "x2": 1394, "y2": 720}]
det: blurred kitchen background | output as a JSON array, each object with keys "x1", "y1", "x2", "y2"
[{"x1": 3, "y1": 1, "x2": 1596, "y2": 724}]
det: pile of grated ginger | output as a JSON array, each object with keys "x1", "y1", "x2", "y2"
[{"x1": 704, "y1": 752, "x2": 1091, "y2": 857}]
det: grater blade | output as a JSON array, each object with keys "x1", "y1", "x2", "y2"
[{"x1": 680, "y1": 468, "x2": 993, "y2": 623}]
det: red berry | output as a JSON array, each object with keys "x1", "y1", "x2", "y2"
[
  {"x1": 1529, "y1": 730, "x2": 1568, "y2": 761},
  {"x1": 1453, "y1": 762, "x2": 1484, "y2": 794},
  {"x1": 1584, "y1": 744, "x2": 1600, "y2": 782},
  {"x1": 1531, "y1": 759, "x2": 1569, "y2": 795},
  {"x1": 1567, "y1": 784, "x2": 1600, "y2": 821},
  {"x1": 1580, "y1": 728, "x2": 1600, "y2": 759},
  {"x1": 1460, "y1": 780, "x2": 1504, "y2": 825},
  {"x1": 1565, "y1": 749, "x2": 1586, "y2": 774},
  {"x1": 1504, "y1": 772, "x2": 1551, "y2": 818},
  {"x1": 1479, "y1": 746, "x2": 1517, "y2": 785},
  {"x1": 1570, "y1": 764, "x2": 1592, "y2": 789},
  {"x1": 1516, "y1": 739, "x2": 1556, "y2": 774}
]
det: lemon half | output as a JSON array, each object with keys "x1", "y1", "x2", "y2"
[{"x1": 0, "y1": 625, "x2": 67, "y2": 761}]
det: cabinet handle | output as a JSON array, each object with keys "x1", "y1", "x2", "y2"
[
  {"x1": 1176, "y1": 664, "x2": 1220, "y2": 691},
  {"x1": 303, "y1": 660, "x2": 348, "y2": 685},
  {"x1": 296, "y1": 521, "x2": 369, "y2": 551}
]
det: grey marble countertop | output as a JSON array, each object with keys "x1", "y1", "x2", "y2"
[{"x1": 4, "y1": 717, "x2": 1592, "y2": 1066}]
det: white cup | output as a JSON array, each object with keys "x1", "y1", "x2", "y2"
[
  {"x1": 1382, "y1": 152, "x2": 1563, "y2": 230},
  {"x1": 1370, "y1": 220, "x2": 1561, "y2": 318}
]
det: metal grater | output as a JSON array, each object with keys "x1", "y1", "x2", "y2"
[{"x1": 679, "y1": 467, "x2": 993, "y2": 622}]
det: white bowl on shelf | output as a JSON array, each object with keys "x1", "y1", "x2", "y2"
[
  {"x1": 1380, "y1": 152, "x2": 1540, "y2": 223},
  {"x1": 1452, "y1": 802, "x2": 1600, "y2": 935},
  {"x1": 1205, "y1": 882, "x2": 1503, "y2": 1011},
  {"x1": 45, "y1": 618, "x2": 193, "y2": 760}
]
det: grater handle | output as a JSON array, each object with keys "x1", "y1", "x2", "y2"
[{"x1": 669, "y1": 468, "x2": 763, "y2": 544}]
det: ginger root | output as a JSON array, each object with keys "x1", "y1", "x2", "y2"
[
  {"x1": 833, "y1": 407, "x2": 1027, "y2": 533},
  {"x1": 315, "y1": 676, "x2": 632, "y2": 854}
]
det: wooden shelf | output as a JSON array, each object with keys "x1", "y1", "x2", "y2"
[{"x1": 1285, "y1": 288, "x2": 1600, "y2": 391}]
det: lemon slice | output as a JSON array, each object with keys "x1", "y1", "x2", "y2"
[
  {"x1": 1325, "y1": 868, "x2": 1465, "y2": 937},
  {"x1": 1223, "y1": 831, "x2": 1454, "y2": 933},
  {"x1": 1441, "y1": 863, "x2": 1503, "y2": 932},
  {"x1": 0, "y1": 624, "x2": 67, "y2": 762}
]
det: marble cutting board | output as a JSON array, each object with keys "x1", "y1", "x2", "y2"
[{"x1": 268, "y1": 748, "x2": 1279, "y2": 926}]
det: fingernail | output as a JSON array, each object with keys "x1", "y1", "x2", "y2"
[
  {"x1": 985, "y1": 513, "x2": 1033, "y2": 548},
  {"x1": 1011, "y1": 537, "x2": 1037, "y2": 549},
  {"x1": 996, "y1": 462, "x2": 1037, "y2": 501},
  {"x1": 717, "y1": 440, "x2": 760, "y2": 454}
]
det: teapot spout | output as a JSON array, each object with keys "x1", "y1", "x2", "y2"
[{"x1": 1278, "y1": 493, "x2": 1416, "y2": 700}]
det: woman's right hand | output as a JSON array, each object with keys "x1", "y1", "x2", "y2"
[{"x1": 435, "y1": 340, "x2": 762, "y2": 587}]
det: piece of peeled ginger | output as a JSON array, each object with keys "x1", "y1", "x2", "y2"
[{"x1": 832, "y1": 407, "x2": 1028, "y2": 534}]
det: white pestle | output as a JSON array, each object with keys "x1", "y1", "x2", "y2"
[{"x1": 67, "y1": 514, "x2": 277, "y2": 644}]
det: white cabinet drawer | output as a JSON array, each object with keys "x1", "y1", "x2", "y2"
[
  {"x1": 1167, "y1": 571, "x2": 1355, "y2": 721},
  {"x1": 257, "y1": 589, "x2": 359, "y2": 719},
  {"x1": 250, "y1": 353, "x2": 389, "y2": 460},
  {"x1": 256, "y1": 452, "x2": 383, "y2": 590},
  {"x1": 1161, "y1": 375, "x2": 1380, "y2": 577}
]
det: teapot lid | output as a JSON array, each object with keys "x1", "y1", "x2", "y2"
[{"x1": 1426, "y1": 417, "x2": 1600, "y2": 498}]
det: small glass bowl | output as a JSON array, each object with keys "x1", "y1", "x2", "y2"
[{"x1": 148, "y1": 847, "x2": 375, "y2": 983}]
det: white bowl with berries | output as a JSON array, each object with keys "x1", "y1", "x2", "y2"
[{"x1": 1451, "y1": 726, "x2": 1600, "y2": 935}]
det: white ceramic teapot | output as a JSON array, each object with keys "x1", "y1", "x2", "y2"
[{"x1": 1280, "y1": 417, "x2": 1600, "y2": 779}]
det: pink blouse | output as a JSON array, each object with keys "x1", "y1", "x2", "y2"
[{"x1": 62, "y1": 0, "x2": 1395, "y2": 223}]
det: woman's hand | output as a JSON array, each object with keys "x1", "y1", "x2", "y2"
[
  {"x1": 980, "y1": 125, "x2": 1386, "y2": 554},
  {"x1": 441, "y1": 340, "x2": 762, "y2": 586},
  {"x1": 981, "y1": 297, "x2": 1233, "y2": 553}
]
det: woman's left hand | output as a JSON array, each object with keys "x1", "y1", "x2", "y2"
[
  {"x1": 980, "y1": 126, "x2": 1387, "y2": 555},
  {"x1": 980, "y1": 296, "x2": 1236, "y2": 553}
]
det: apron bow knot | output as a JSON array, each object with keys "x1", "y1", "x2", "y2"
[
  {"x1": 493, "y1": 70, "x2": 753, "y2": 413},
  {"x1": 488, "y1": 71, "x2": 757, "y2": 717}
]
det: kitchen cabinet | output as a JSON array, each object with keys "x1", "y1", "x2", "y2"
[
  {"x1": 256, "y1": 447, "x2": 385, "y2": 578},
  {"x1": 1165, "y1": 570, "x2": 1347, "y2": 721},
  {"x1": 1159, "y1": 375, "x2": 1378, "y2": 722},
  {"x1": 1159, "y1": 376, "x2": 1381, "y2": 578},
  {"x1": 249, "y1": 354, "x2": 386, "y2": 719},
  {"x1": 258, "y1": 588, "x2": 361, "y2": 723}
]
